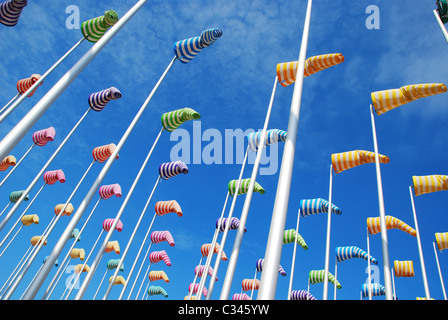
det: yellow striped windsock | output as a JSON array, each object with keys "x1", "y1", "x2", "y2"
[
  {"x1": 367, "y1": 215, "x2": 416, "y2": 237},
  {"x1": 435, "y1": 232, "x2": 448, "y2": 251},
  {"x1": 412, "y1": 175, "x2": 448, "y2": 196},
  {"x1": 21, "y1": 214, "x2": 39, "y2": 226},
  {"x1": 331, "y1": 150, "x2": 389, "y2": 174},
  {"x1": 394, "y1": 260, "x2": 414, "y2": 277},
  {"x1": 70, "y1": 248, "x2": 86, "y2": 261},
  {"x1": 371, "y1": 83, "x2": 447, "y2": 115},
  {"x1": 276, "y1": 53, "x2": 345, "y2": 87},
  {"x1": 109, "y1": 275, "x2": 126, "y2": 286},
  {"x1": 74, "y1": 264, "x2": 90, "y2": 274}
]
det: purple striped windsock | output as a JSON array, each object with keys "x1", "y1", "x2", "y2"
[
  {"x1": 216, "y1": 217, "x2": 247, "y2": 233},
  {"x1": 32, "y1": 127, "x2": 56, "y2": 146},
  {"x1": 158, "y1": 161, "x2": 188, "y2": 180},
  {"x1": 150, "y1": 231, "x2": 175, "y2": 247},
  {"x1": 149, "y1": 250, "x2": 171, "y2": 266},
  {"x1": 102, "y1": 218, "x2": 123, "y2": 232},
  {"x1": 88, "y1": 87, "x2": 122, "y2": 112},
  {"x1": 194, "y1": 265, "x2": 217, "y2": 281},
  {"x1": 0, "y1": 0, "x2": 27, "y2": 27},
  {"x1": 99, "y1": 183, "x2": 122, "y2": 199},
  {"x1": 188, "y1": 283, "x2": 207, "y2": 297},
  {"x1": 43, "y1": 169, "x2": 65, "y2": 185},
  {"x1": 290, "y1": 290, "x2": 317, "y2": 300}
]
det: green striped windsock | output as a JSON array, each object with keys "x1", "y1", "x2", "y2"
[
  {"x1": 228, "y1": 178, "x2": 265, "y2": 196},
  {"x1": 9, "y1": 190, "x2": 29, "y2": 203},
  {"x1": 283, "y1": 229, "x2": 308, "y2": 250},
  {"x1": 161, "y1": 108, "x2": 201, "y2": 132},
  {"x1": 309, "y1": 270, "x2": 342, "y2": 289},
  {"x1": 81, "y1": 10, "x2": 119, "y2": 43}
]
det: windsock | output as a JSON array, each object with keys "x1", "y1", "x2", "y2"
[
  {"x1": 188, "y1": 283, "x2": 207, "y2": 297},
  {"x1": 247, "y1": 129, "x2": 287, "y2": 152},
  {"x1": 159, "y1": 161, "x2": 188, "y2": 180},
  {"x1": 99, "y1": 183, "x2": 122, "y2": 199},
  {"x1": 309, "y1": 270, "x2": 342, "y2": 289},
  {"x1": 0, "y1": 0, "x2": 27, "y2": 27},
  {"x1": 109, "y1": 275, "x2": 126, "y2": 286},
  {"x1": 174, "y1": 28, "x2": 223, "y2": 63},
  {"x1": 255, "y1": 258, "x2": 286, "y2": 276},
  {"x1": 92, "y1": 143, "x2": 119, "y2": 163},
  {"x1": 155, "y1": 200, "x2": 183, "y2": 217},
  {"x1": 331, "y1": 150, "x2": 390, "y2": 174},
  {"x1": 228, "y1": 178, "x2": 265, "y2": 196},
  {"x1": 161, "y1": 108, "x2": 201, "y2": 132},
  {"x1": 435, "y1": 232, "x2": 448, "y2": 251},
  {"x1": 0, "y1": 155, "x2": 16, "y2": 171},
  {"x1": 16, "y1": 74, "x2": 42, "y2": 97},
  {"x1": 148, "y1": 270, "x2": 169, "y2": 283},
  {"x1": 88, "y1": 87, "x2": 122, "y2": 112},
  {"x1": 21, "y1": 214, "x2": 39, "y2": 226},
  {"x1": 232, "y1": 293, "x2": 251, "y2": 300},
  {"x1": 104, "y1": 241, "x2": 120, "y2": 254},
  {"x1": 194, "y1": 265, "x2": 217, "y2": 281},
  {"x1": 107, "y1": 259, "x2": 124, "y2": 271},
  {"x1": 81, "y1": 10, "x2": 119, "y2": 43},
  {"x1": 216, "y1": 217, "x2": 247, "y2": 233},
  {"x1": 31, "y1": 236, "x2": 46, "y2": 246},
  {"x1": 242, "y1": 279, "x2": 260, "y2": 291},
  {"x1": 70, "y1": 248, "x2": 85, "y2": 261},
  {"x1": 412, "y1": 175, "x2": 448, "y2": 196},
  {"x1": 74, "y1": 264, "x2": 90, "y2": 274},
  {"x1": 335, "y1": 246, "x2": 378, "y2": 264},
  {"x1": 290, "y1": 290, "x2": 317, "y2": 300},
  {"x1": 299, "y1": 198, "x2": 342, "y2": 216},
  {"x1": 151, "y1": 231, "x2": 175, "y2": 247},
  {"x1": 361, "y1": 283, "x2": 386, "y2": 298},
  {"x1": 43, "y1": 169, "x2": 65, "y2": 185},
  {"x1": 70, "y1": 228, "x2": 81, "y2": 242},
  {"x1": 32, "y1": 127, "x2": 56, "y2": 146},
  {"x1": 43, "y1": 255, "x2": 58, "y2": 267},
  {"x1": 283, "y1": 229, "x2": 308, "y2": 250},
  {"x1": 149, "y1": 250, "x2": 171, "y2": 266},
  {"x1": 102, "y1": 218, "x2": 123, "y2": 232},
  {"x1": 367, "y1": 215, "x2": 416, "y2": 237},
  {"x1": 9, "y1": 190, "x2": 28, "y2": 203},
  {"x1": 54, "y1": 203, "x2": 74, "y2": 216},
  {"x1": 394, "y1": 260, "x2": 414, "y2": 277},
  {"x1": 148, "y1": 286, "x2": 168, "y2": 298},
  {"x1": 200, "y1": 243, "x2": 227, "y2": 261}
]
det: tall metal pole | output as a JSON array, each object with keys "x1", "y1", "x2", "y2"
[
  {"x1": 287, "y1": 209, "x2": 301, "y2": 300},
  {"x1": 433, "y1": 241, "x2": 447, "y2": 300},
  {"x1": 0, "y1": 0, "x2": 151, "y2": 161},
  {"x1": 434, "y1": 9, "x2": 448, "y2": 45},
  {"x1": 322, "y1": 164, "x2": 333, "y2": 300},
  {"x1": 257, "y1": 0, "x2": 312, "y2": 300},
  {"x1": 369, "y1": 104, "x2": 393, "y2": 300}
]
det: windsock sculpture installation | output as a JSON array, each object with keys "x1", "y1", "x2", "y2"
[
  {"x1": 151, "y1": 231, "x2": 175, "y2": 247},
  {"x1": 228, "y1": 178, "x2": 265, "y2": 196},
  {"x1": 149, "y1": 250, "x2": 171, "y2": 267},
  {"x1": 92, "y1": 143, "x2": 119, "y2": 163},
  {"x1": 16, "y1": 74, "x2": 42, "y2": 97},
  {"x1": 308, "y1": 270, "x2": 342, "y2": 289},
  {"x1": 256, "y1": 258, "x2": 286, "y2": 277},
  {"x1": 155, "y1": 200, "x2": 183, "y2": 217},
  {"x1": 412, "y1": 175, "x2": 448, "y2": 196},
  {"x1": 159, "y1": 161, "x2": 188, "y2": 180},
  {"x1": 247, "y1": 129, "x2": 287, "y2": 152},
  {"x1": 32, "y1": 127, "x2": 56, "y2": 146},
  {"x1": 174, "y1": 28, "x2": 223, "y2": 63},
  {"x1": 367, "y1": 215, "x2": 416, "y2": 237},
  {"x1": 148, "y1": 285, "x2": 168, "y2": 298},
  {"x1": 394, "y1": 260, "x2": 415, "y2": 277},
  {"x1": 0, "y1": 155, "x2": 16, "y2": 171},
  {"x1": 161, "y1": 108, "x2": 201, "y2": 132},
  {"x1": 335, "y1": 246, "x2": 378, "y2": 264},
  {"x1": 299, "y1": 198, "x2": 342, "y2": 216},
  {"x1": 242, "y1": 279, "x2": 260, "y2": 291},
  {"x1": 81, "y1": 10, "x2": 119, "y2": 43},
  {"x1": 0, "y1": 0, "x2": 27, "y2": 26},
  {"x1": 361, "y1": 283, "x2": 386, "y2": 298},
  {"x1": 216, "y1": 217, "x2": 247, "y2": 233},
  {"x1": 283, "y1": 229, "x2": 308, "y2": 250},
  {"x1": 148, "y1": 270, "x2": 169, "y2": 283},
  {"x1": 290, "y1": 290, "x2": 317, "y2": 300},
  {"x1": 88, "y1": 87, "x2": 122, "y2": 112},
  {"x1": 331, "y1": 150, "x2": 390, "y2": 174}
]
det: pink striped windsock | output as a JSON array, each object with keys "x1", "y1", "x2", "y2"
[
  {"x1": 232, "y1": 293, "x2": 251, "y2": 300},
  {"x1": 16, "y1": 74, "x2": 42, "y2": 97},
  {"x1": 43, "y1": 169, "x2": 65, "y2": 185},
  {"x1": 194, "y1": 265, "x2": 217, "y2": 281},
  {"x1": 102, "y1": 218, "x2": 123, "y2": 232},
  {"x1": 188, "y1": 283, "x2": 207, "y2": 297},
  {"x1": 32, "y1": 127, "x2": 56, "y2": 146},
  {"x1": 99, "y1": 183, "x2": 122, "y2": 199},
  {"x1": 92, "y1": 143, "x2": 119, "y2": 163},
  {"x1": 150, "y1": 231, "x2": 175, "y2": 247},
  {"x1": 155, "y1": 200, "x2": 183, "y2": 217},
  {"x1": 149, "y1": 250, "x2": 171, "y2": 266}
]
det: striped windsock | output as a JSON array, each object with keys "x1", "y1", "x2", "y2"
[
  {"x1": 148, "y1": 286, "x2": 168, "y2": 298},
  {"x1": 201, "y1": 243, "x2": 227, "y2": 261},
  {"x1": 21, "y1": 214, "x2": 39, "y2": 226},
  {"x1": 276, "y1": 53, "x2": 345, "y2": 87},
  {"x1": 412, "y1": 175, "x2": 448, "y2": 196},
  {"x1": 394, "y1": 260, "x2": 414, "y2": 277},
  {"x1": 246, "y1": 129, "x2": 287, "y2": 152},
  {"x1": 290, "y1": 290, "x2": 317, "y2": 300},
  {"x1": 149, "y1": 270, "x2": 169, "y2": 283},
  {"x1": 194, "y1": 265, "x2": 217, "y2": 281},
  {"x1": 9, "y1": 190, "x2": 28, "y2": 203},
  {"x1": 74, "y1": 264, "x2": 90, "y2": 274},
  {"x1": 188, "y1": 283, "x2": 207, "y2": 297},
  {"x1": 159, "y1": 161, "x2": 188, "y2": 180},
  {"x1": 371, "y1": 83, "x2": 447, "y2": 116},
  {"x1": 228, "y1": 178, "x2": 265, "y2": 196},
  {"x1": 361, "y1": 283, "x2": 386, "y2": 298},
  {"x1": 70, "y1": 248, "x2": 85, "y2": 261},
  {"x1": 0, "y1": 0, "x2": 27, "y2": 26},
  {"x1": 109, "y1": 275, "x2": 126, "y2": 286},
  {"x1": 435, "y1": 232, "x2": 448, "y2": 251},
  {"x1": 0, "y1": 155, "x2": 16, "y2": 171},
  {"x1": 331, "y1": 150, "x2": 390, "y2": 174},
  {"x1": 216, "y1": 217, "x2": 247, "y2": 233},
  {"x1": 308, "y1": 270, "x2": 342, "y2": 289},
  {"x1": 299, "y1": 198, "x2": 342, "y2": 217},
  {"x1": 31, "y1": 236, "x2": 46, "y2": 246},
  {"x1": 99, "y1": 183, "x2": 122, "y2": 199},
  {"x1": 149, "y1": 250, "x2": 171, "y2": 266},
  {"x1": 32, "y1": 127, "x2": 56, "y2": 146},
  {"x1": 283, "y1": 229, "x2": 308, "y2": 250},
  {"x1": 43, "y1": 169, "x2": 65, "y2": 185},
  {"x1": 242, "y1": 279, "x2": 260, "y2": 291},
  {"x1": 104, "y1": 241, "x2": 120, "y2": 254},
  {"x1": 151, "y1": 231, "x2": 175, "y2": 247},
  {"x1": 255, "y1": 258, "x2": 286, "y2": 276},
  {"x1": 161, "y1": 108, "x2": 201, "y2": 132},
  {"x1": 232, "y1": 293, "x2": 251, "y2": 300},
  {"x1": 107, "y1": 258, "x2": 124, "y2": 271},
  {"x1": 335, "y1": 246, "x2": 378, "y2": 264},
  {"x1": 16, "y1": 74, "x2": 42, "y2": 97},
  {"x1": 70, "y1": 228, "x2": 81, "y2": 242},
  {"x1": 155, "y1": 200, "x2": 183, "y2": 217},
  {"x1": 92, "y1": 143, "x2": 119, "y2": 163},
  {"x1": 88, "y1": 87, "x2": 122, "y2": 112},
  {"x1": 102, "y1": 218, "x2": 123, "y2": 232},
  {"x1": 367, "y1": 215, "x2": 416, "y2": 237},
  {"x1": 174, "y1": 28, "x2": 223, "y2": 63},
  {"x1": 54, "y1": 203, "x2": 74, "y2": 216},
  {"x1": 81, "y1": 10, "x2": 119, "y2": 43}
]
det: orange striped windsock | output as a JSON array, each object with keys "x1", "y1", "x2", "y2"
[
  {"x1": 31, "y1": 236, "x2": 46, "y2": 246},
  {"x1": 70, "y1": 248, "x2": 85, "y2": 261},
  {"x1": 16, "y1": 74, "x2": 43, "y2": 97},
  {"x1": 0, "y1": 155, "x2": 16, "y2": 171},
  {"x1": 148, "y1": 270, "x2": 169, "y2": 283},
  {"x1": 394, "y1": 260, "x2": 414, "y2": 277},
  {"x1": 43, "y1": 169, "x2": 65, "y2": 185},
  {"x1": 104, "y1": 241, "x2": 120, "y2": 254},
  {"x1": 371, "y1": 83, "x2": 447, "y2": 116},
  {"x1": 331, "y1": 150, "x2": 390, "y2": 174},
  {"x1": 412, "y1": 175, "x2": 448, "y2": 196},
  {"x1": 21, "y1": 214, "x2": 39, "y2": 226},
  {"x1": 92, "y1": 143, "x2": 119, "y2": 163},
  {"x1": 155, "y1": 200, "x2": 183, "y2": 217},
  {"x1": 435, "y1": 232, "x2": 448, "y2": 251},
  {"x1": 276, "y1": 53, "x2": 345, "y2": 87},
  {"x1": 242, "y1": 279, "x2": 260, "y2": 291},
  {"x1": 367, "y1": 215, "x2": 416, "y2": 237},
  {"x1": 200, "y1": 243, "x2": 227, "y2": 261},
  {"x1": 54, "y1": 203, "x2": 74, "y2": 216}
]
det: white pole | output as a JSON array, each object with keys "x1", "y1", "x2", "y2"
[
  {"x1": 433, "y1": 241, "x2": 447, "y2": 300},
  {"x1": 434, "y1": 9, "x2": 448, "y2": 45},
  {"x1": 334, "y1": 259, "x2": 338, "y2": 300},
  {"x1": 257, "y1": 0, "x2": 312, "y2": 300},
  {"x1": 409, "y1": 186, "x2": 431, "y2": 300},
  {"x1": 391, "y1": 268, "x2": 396, "y2": 300},
  {"x1": 187, "y1": 256, "x2": 204, "y2": 300},
  {"x1": 323, "y1": 164, "x2": 333, "y2": 300},
  {"x1": 0, "y1": 143, "x2": 36, "y2": 189},
  {"x1": 0, "y1": 93, "x2": 20, "y2": 115},
  {"x1": 287, "y1": 209, "x2": 301, "y2": 300},
  {"x1": 369, "y1": 104, "x2": 393, "y2": 300},
  {"x1": 366, "y1": 228, "x2": 372, "y2": 300}
]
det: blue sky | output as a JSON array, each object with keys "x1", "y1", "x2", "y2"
[{"x1": 0, "y1": 0, "x2": 447, "y2": 301}]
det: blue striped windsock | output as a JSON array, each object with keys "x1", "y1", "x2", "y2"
[
  {"x1": 361, "y1": 283, "x2": 386, "y2": 298},
  {"x1": 0, "y1": 0, "x2": 26, "y2": 27},
  {"x1": 299, "y1": 198, "x2": 342, "y2": 217},
  {"x1": 159, "y1": 161, "x2": 188, "y2": 180},
  {"x1": 70, "y1": 228, "x2": 81, "y2": 242},
  {"x1": 88, "y1": 87, "x2": 122, "y2": 112},
  {"x1": 247, "y1": 129, "x2": 287, "y2": 152},
  {"x1": 174, "y1": 28, "x2": 223, "y2": 63},
  {"x1": 107, "y1": 258, "x2": 124, "y2": 271},
  {"x1": 216, "y1": 217, "x2": 247, "y2": 233},
  {"x1": 335, "y1": 246, "x2": 378, "y2": 265},
  {"x1": 255, "y1": 258, "x2": 286, "y2": 276},
  {"x1": 9, "y1": 190, "x2": 28, "y2": 203},
  {"x1": 290, "y1": 290, "x2": 317, "y2": 300},
  {"x1": 148, "y1": 285, "x2": 168, "y2": 298}
]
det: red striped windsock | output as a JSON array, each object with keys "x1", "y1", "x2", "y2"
[
  {"x1": 92, "y1": 143, "x2": 119, "y2": 163},
  {"x1": 149, "y1": 250, "x2": 171, "y2": 266},
  {"x1": 0, "y1": 155, "x2": 16, "y2": 171},
  {"x1": 32, "y1": 127, "x2": 56, "y2": 146},
  {"x1": 242, "y1": 279, "x2": 260, "y2": 291},
  {"x1": 103, "y1": 218, "x2": 123, "y2": 232},
  {"x1": 151, "y1": 231, "x2": 175, "y2": 247},
  {"x1": 43, "y1": 169, "x2": 65, "y2": 185},
  {"x1": 155, "y1": 200, "x2": 183, "y2": 217},
  {"x1": 16, "y1": 74, "x2": 42, "y2": 97},
  {"x1": 99, "y1": 183, "x2": 122, "y2": 199},
  {"x1": 200, "y1": 243, "x2": 227, "y2": 261}
]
